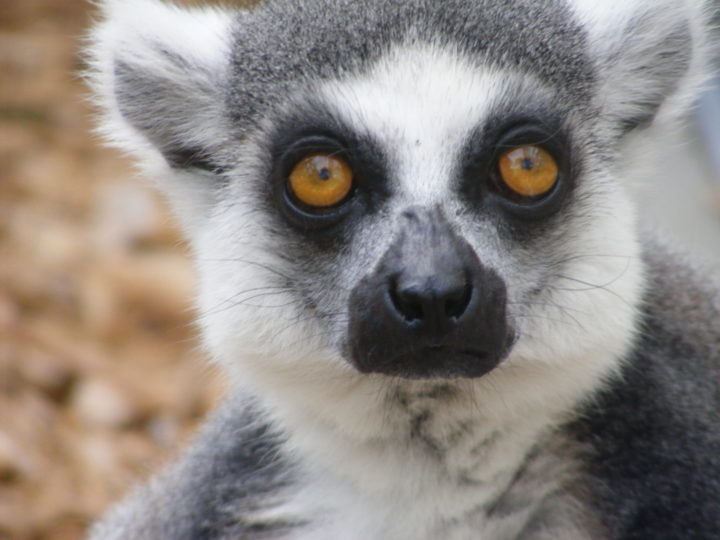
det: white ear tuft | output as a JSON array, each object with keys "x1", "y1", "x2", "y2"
[
  {"x1": 571, "y1": 0, "x2": 709, "y2": 132},
  {"x1": 87, "y1": 0, "x2": 235, "y2": 168}
]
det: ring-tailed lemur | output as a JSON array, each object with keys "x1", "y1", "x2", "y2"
[{"x1": 87, "y1": 0, "x2": 720, "y2": 538}]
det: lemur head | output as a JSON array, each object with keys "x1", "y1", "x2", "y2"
[{"x1": 90, "y1": 0, "x2": 706, "y2": 424}]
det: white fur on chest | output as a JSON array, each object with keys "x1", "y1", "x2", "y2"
[
  {"x1": 291, "y1": 437, "x2": 541, "y2": 539},
  {"x1": 243, "y1": 369, "x2": 606, "y2": 540}
]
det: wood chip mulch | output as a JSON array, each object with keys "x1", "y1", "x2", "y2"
[{"x1": 0, "y1": 2, "x2": 234, "y2": 538}]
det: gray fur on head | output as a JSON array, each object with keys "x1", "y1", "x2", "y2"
[{"x1": 90, "y1": 0, "x2": 707, "y2": 188}]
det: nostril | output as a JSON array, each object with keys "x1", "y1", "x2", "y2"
[
  {"x1": 444, "y1": 283, "x2": 472, "y2": 320},
  {"x1": 390, "y1": 282, "x2": 425, "y2": 323},
  {"x1": 389, "y1": 277, "x2": 473, "y2": 325}
]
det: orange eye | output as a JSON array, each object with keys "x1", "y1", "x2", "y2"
[
  {"x1": 289, "y1": 154, "x2": 353, "y2": 208},
  {"x1": 497, "y1": 145, "x2": 558, "y2": 198}
]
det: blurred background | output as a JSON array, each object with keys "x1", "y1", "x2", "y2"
[
  {"x1": 0, "y1": 2, "x2": 231, "y2": 539},
  {"x1": 0, "y1": 1, "x2": 718, "y2": 539}
]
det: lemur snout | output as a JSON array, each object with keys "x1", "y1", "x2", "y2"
[{"x1": 348, "y1": 207, "x2": 511, "y2": 379}]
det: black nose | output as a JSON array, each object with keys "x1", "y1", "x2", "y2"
[
  {"x1": 390, "y1": 274, "x2": 473, "y2": 330},
  {"x1": 347, "y1": 206, "x2": 511, "y2": 379}
]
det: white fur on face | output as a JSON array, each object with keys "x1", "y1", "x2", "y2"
[{"x1": 320, "y1": 46, "x2": 508, "y2": 204}]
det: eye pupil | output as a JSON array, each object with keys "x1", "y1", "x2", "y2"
[
  {"x1": 318, "y1": 167, "x2": 331, "y2": 180},
  {"x1": 520, "y1": 157, "x2": 534, "y2": 171}
]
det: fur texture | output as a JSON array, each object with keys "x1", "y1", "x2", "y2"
[{"x1": 87, "y1": 0, "x2": 718, "y2": 538}]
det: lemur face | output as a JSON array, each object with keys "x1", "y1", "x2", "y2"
[
  {"x1": 199, "y1": 47, "x2": 639, "y2": 385},
  {"x1": 91, "y1": 0, "x2": 702, "y2": 389},
  {"x1": 243, "y1": 49, "x2": 590, "y2": 381}
]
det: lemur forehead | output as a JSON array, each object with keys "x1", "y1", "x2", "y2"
[
  {"x1": 228, "y1": 0, "x2": 595, "y2": 135},
  {"x1": 319, "y1": 45, "x2": 545, "y2": 202}
]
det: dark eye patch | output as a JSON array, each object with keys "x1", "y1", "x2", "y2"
[
  {"x1": 458, "y1": 110, "x2": 575, "y2": 224},
  {"x1": 264, "y1": 102, "x2": 392, "y2": 234}
]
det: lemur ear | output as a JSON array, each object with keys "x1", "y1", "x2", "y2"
[
  {"x1": 573, "y1": 0, "x2": 706, "y2": 133},
  {"x1": 89, "y1": 0, "x2": 234, "y2": 171}
]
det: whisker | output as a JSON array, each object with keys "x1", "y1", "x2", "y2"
[{"x1": 195, "y1": 257, "x2": 295, "y2": 282}]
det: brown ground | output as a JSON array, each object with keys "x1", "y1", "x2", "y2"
[{"x1": 0, "y1": 2, "x2": 253, "y2": 538}]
